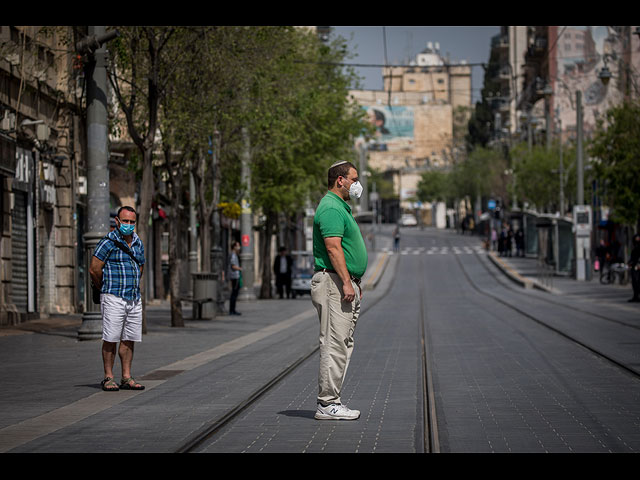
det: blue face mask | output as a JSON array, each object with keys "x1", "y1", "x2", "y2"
[{"x1": 118, "y1": 222, "x2": 135, "y2": 236}]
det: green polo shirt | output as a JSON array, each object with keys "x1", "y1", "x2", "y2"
[{"x1": 313, "y1": 191, "x2": 368, "y2": 278}]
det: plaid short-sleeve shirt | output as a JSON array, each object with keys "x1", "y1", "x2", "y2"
[{"x1": 93, "y1": 229, "x2": 145, "y2": 301}]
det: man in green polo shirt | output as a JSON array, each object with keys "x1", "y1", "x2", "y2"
[{"x1": 311, "y1": 160, "x2": 368, "y2": 420}]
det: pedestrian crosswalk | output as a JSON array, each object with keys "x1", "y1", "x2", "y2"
[{"x1": 381, "y1": 245, "x2": 486, "y2": 256}]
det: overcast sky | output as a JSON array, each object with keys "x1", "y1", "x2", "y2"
[{"x1": 330, "y1": 26, "x2": 500, "y2": 104}]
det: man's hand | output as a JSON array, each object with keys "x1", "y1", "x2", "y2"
[
  {"x1": 342, "y1": 280, "x2": 356, "y2": 303},
  {"x1": 324, "y1": 236, "x2": 357, "y2": 303},
  {"x1": 89, "y1": 256, "x2": 105, "y2": 289}
]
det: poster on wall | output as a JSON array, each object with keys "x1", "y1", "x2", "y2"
[
  {"x1": 364, "y1": 106, "x2": 414, "y2": 151},
  {"x1": 554, "y1": 26, "x2": 625, "y2": 131}
]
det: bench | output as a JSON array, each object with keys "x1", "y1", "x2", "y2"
[{"x1": 180, "y1": 297, "x2": 214, "y2": 320}]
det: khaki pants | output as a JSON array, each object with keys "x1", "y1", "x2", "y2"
[{"x1": 311, "y1": 270, "x2": 361, "y2": 406}]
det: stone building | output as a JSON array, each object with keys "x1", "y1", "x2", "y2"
[
  {"x1": 350, "y1": 41, "x2": 472, "y2": 222},
  {"x1": 0, "y1": 26, "x2": 84, "y2": 325}
]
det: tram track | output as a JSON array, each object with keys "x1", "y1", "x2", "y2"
[
  {"x1": 446, "y1": 236, "x2": 640, "y2": 382},
  {"x1": 418, "y1": 255, "x2": 440, "y2": 453},
  {"x1": 175, "y1": 248, "x2": 416, "y2": 453}
]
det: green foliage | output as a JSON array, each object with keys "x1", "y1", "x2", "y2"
[
  {"x1": 509, "y1": 141, "x2": 577, "y2": 213},
  {"x1": 240, "y1": 27, "x2": 369, "y2": 216},
  {"x1": 417, "y1": 170, "x2": 450, "y2": 203},
  {"x1": 589, "y1": 100, "x2": 640, "y2": 227},
  {"x1": 367, "y1": 167, "x2": 395, "y2": 200},
  {"x1": 450, "y1": 146, "x2": 508, "y2": 200}
]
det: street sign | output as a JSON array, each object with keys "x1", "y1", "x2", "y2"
[{"x1": 573, "y1": 205, "x2": 591, "y2": 236}]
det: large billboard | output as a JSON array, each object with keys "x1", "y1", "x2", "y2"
[{"x1": 364, "y1": 105, "x2": 414, "y2": 151}]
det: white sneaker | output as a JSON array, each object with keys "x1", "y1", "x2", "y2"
[{"x1": 315, "y1": 403, "x2": 361, "y2": 420}]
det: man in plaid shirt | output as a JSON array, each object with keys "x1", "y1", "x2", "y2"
[{"x1": 90, "y1": 206, "x2": 146, "y2": 392}]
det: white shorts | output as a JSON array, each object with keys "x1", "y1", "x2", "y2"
[{"x1": 101, "y1": 293, "x2": 143, "y2": 343}]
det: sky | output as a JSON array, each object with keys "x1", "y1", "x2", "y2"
[{"x1": 329, "y1": 26, "x2": 501, "y2": 104}]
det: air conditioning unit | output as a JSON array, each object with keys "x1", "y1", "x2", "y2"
[
  {"x1": 36, "y1": 124, "x2": 50, "y2": 142},
  {"x1": 1, "y1": 111, "x2": 16, "y2": 131}
]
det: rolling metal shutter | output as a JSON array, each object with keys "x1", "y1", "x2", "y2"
[{"x1": 11, "y1": 190, "x2": 28, "y2": 313}]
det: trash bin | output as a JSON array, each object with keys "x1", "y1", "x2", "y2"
[{"x1": 192, "y1": 272, "x2": 217, "y2": 319}]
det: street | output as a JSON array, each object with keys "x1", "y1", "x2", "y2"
[
  {"x1": 194, "y1": 226, "x2": 640, "y2": 453},
  {"x1": 2, "y1": 225, "x2": 640, "y2": 453}
]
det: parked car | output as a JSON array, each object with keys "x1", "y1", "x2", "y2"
[
  {"x1": 290, "y1": 250, "x2": 314, "y2": 298},
  {"x1": 400, "y1": 213, "x2": 417, "y2": 227}
]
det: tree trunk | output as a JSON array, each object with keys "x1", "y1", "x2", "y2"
[
  {"x1": 259, "y1": 211, "x2": 276, "y2": 299},
  {"x1": 168, "y1": 203, "x2": 184, "y2": 328},
  {"x1": 136, "y1": 146, "x2": 154, "y2": 334}
]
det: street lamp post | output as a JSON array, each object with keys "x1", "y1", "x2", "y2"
[
  {"x1": 574, "y1": 90, "x2": 591, "y2": 281},
  {"x1": 543, "y1": 84, "x2": 553, "y2": 151},
  {"x1": 77, "y1": 26, "x2": 119, "y2": 340}
]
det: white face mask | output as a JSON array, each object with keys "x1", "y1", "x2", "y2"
[{"x1": 348, "y1": 180, "x2": 363, "y2": 199}]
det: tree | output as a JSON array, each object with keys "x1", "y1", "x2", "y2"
[
  {"x1": 589, "y1": 100, "x2": 640, "y2": 229},
  {"x1": 465, "y1": 49, "x2": 501, "y2": 150},
  {"x1": 450, "y1": 146, "x2": 508, "y2": 203},
  {"x1": 240, "y1": 27, "x2": 368, "y2": 298},
  {"x1": 108, "y1": 26, "x2": 181, "y2": 330},
  {"x1": 155, "y1": 27, "x2": 211, "y2": 327},
  {"x1": 417, "y1": 170, "x2": 450, "y2": 204},
  {"x1": 510, "y1": 141, "x2": 577, "y2": 214}
]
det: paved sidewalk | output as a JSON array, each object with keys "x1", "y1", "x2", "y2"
[
  {"x1": 0, "y1": 245, "x2": 392, "y2": 453},
  {"x1": 487, "y1": 250, "x2": 638, "y2": 306}
]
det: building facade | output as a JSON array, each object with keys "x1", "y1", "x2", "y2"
[
  {"x1": 350, "y1": 42, "x2": 472, "y2": 221},
  {"x1": 0, "y1": 26, "x2": 84, "y2": 325},
  {"x1": 491, "y1": 26, "x2": 639, "y2": 150}
]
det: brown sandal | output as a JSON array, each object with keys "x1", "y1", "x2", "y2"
[
  {"x1": 120, "y1": 376, "x2": 145, "y2": 390},
  {"x1": 101, "y1": 377, "x2": 119, "y2": 392}
]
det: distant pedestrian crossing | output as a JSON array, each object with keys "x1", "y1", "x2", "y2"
[{"x1": 382, "y1": 245, "x2": 486, "y2": 256}]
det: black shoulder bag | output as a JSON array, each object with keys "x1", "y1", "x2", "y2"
[{"x1": 91, "y1": 236, "x2": 142, "y2": 305}]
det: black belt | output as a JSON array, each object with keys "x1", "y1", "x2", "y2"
[{"x1": 315, "y1": 267, "x2": 361, "y2": 285}]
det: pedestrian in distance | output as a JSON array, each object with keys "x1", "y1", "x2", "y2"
[
  {"x1": 393, "y1": 224, "x2": 400, "y2": 253},
  {"x1": 505, "y1": 224, "x2": 513, "y2": 257},
  {"x1": 498, "y1": 227, "x2": 506, "y2": 256},
  {"x1": 311, "y1": 160, "x2": 367, "y2": 421},
  {"x1": 90, "y1": 206, "x2": 146, "y2": 392},
  {"x1": 515, "y1": 228, "x2": 524, "y2": 257},
  {"x1": 628, "y1": 234, "x2": 640, "y2": 303},
  {"x1": 228, "y1": 240, "x2": 242, "y2": 315},
  {"x1": 595, "y1": 239, "x2": 609, "y2": 272},
  {"x1": 273, "y1": 246, "x2": 293, "y2": 299}
]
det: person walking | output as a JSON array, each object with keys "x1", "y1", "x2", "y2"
[
  {"x1": 228, "y1": 240, "x2": 242, "y2": 315},
  {"x1": 628, "y1": 234, "x2": 640, "y2": 303},
  {"x1": 393, "y1": 224, "x2": 400, "y2": 253},
  {"x1": 273, "y1": 246, "x2": 293, "y2": 299},
  {"x1": 311, "y1": 160, "x2": 368, "y2": 421},
  {"x1": 90, "y1": 206, "x2": 146, "y2": 392}
]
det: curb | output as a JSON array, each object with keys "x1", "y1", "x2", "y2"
[
  {"x1": 363, "y1": 252, "x2": 389, "y2": 291},
  {"x1": 486, "y1": 251, "x2": 557, "y2": 294}
]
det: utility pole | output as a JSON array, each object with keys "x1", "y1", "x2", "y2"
[
  {"x1": 77, "y1": 27, "x2": 119, "y2": 340},
  {"x1": 239, "y1": 127, "x2": 256, "y2": 301},
  {"x1": 574, "y1": 90, "x2": 591, "y2": 281},
  {"x1": 358, "y1": 143, "x2": 368, "y2": 213},
  {"x1": 576, "y1": 91, "x2": 584, "y2": 205}
]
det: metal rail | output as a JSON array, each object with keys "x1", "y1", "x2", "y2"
[
  {"x1": 450, "y1": 238, "x2": 640, "y2": 382},
  {"x1": 176, "y1": 250, "x2": 402, "y2": 453}
]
